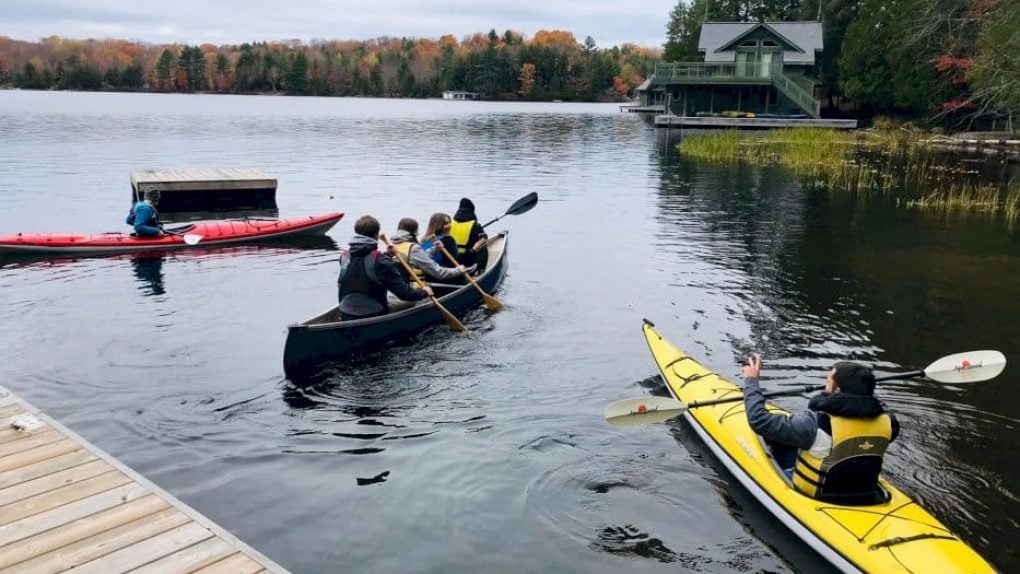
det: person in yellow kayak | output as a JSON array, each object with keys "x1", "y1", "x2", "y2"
[
  {"x1": 450, "y1": 197, "x2": 488, "y2": 272},
  {"x1": 125, "y1": 186, "x2": 164, "y2": 237},
  {"x1": 741, "y1": 357, "x2": 900, "y2": 503}
]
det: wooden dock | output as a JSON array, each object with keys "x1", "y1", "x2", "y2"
[
  {"x1": 129, "y1": 168, "x2": 278, "y2": 212},
  {"x1": 619, "y1": 104, "x2": 666, "y2": 113},
  {"x1": 654, "y1": 115, "x2": 858, "y2": 130},
  {"x1": 0, "y1": 384, "x2": 288, "y2": 574}
]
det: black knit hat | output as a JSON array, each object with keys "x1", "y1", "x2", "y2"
[
  {"x1": 458, "y1": 197, "x2": 475, "y2": 211},
  {"x1": 833, "y1": 362, "x2": 876, "y2": 396}
]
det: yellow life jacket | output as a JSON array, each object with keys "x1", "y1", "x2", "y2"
[
  {"x1": 449, "y1": 220, "x2": 474, "y2": 254},
  {"x1": 392, "y1": 241, "x2": 424, "y2": 279},
  {"x1": 793, "y1": 413, "x2": 892, "y2": 501}
]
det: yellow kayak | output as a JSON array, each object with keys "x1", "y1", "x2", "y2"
[{"x1": 642, "y1": 321, "x2": 995, "y2": 573}]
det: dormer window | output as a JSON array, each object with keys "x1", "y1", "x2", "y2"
[
  {"x1": 762, "y1": 40, "x2": 779, "y2": 47},
  {"x1": 741, "y1": 40, "x2": 758, "y2": 47}
]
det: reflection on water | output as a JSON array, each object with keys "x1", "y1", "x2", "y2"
[
  {"x1": 0, "y1": 91, "x2": 1016, "y2": 573},
  {"x1": 131, "y1": 255, "x2": 164, "y2": 295}
]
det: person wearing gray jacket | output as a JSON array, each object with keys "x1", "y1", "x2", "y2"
[
  {"x1": 390, "y1": 218, "x2": 474, "y2": 283},
  {"x1": 741, "y1": 357, "x2": 900, "y2": 502}
]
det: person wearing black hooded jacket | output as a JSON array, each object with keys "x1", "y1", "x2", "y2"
[
  {"x1": 450, "y1": 197, "x2": 488, "y2": 271},
  {"x1": 741, "y1": 358, "x2": 899, "y2": 503},
  {"x1": 337, "y1": 215, "x2": 432, "y2": 320}
]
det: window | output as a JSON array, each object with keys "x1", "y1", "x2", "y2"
[
  {"x1": 741, "y1": 40, "x2": 758, "y2": 47},
  {"x1": 763, "y1": 40, "x2": 779, "y2": 47}
]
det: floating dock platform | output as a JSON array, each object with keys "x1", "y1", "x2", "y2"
[
  {"x1": 130, "y1": 169, "x2": 278, "y2": 213},
  {"x1": 620, "y1": 104, "x2": 666, "y2": 113},
  {"x1": 0, "y1": 384, "x2": 288, "y2": 574},
  {"x1": 655, "y1": 115, "x2": 858, "y2": 130}
]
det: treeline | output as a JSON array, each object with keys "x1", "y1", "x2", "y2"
[
  {"x1": 665, "y1": 0, "x2": 1019, "y2": 126},
  {"x1": 0, "y1": 30, "x2": 657, "y2": 101}
]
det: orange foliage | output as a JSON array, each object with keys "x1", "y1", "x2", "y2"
[{"x1": 531, "y1": 30, "x2": 579, "y2": 50}]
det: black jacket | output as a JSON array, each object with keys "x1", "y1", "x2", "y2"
[
  {"x1": 338, "y1": 237, "x2": 428, "y2": 317},
  {"x1": 452, "y1": 205, "x2": 488, "y2": 268}
]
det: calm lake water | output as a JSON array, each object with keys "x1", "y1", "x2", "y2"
[{"x1": 1, "y1": 91, "x2": 1017, "y2": 573}]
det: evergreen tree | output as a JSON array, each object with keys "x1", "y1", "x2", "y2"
[
  {"x1": 970, "y1": 0, "x2": 1020, "y2": 117},
  {"x1": 155, "y1": 49, "x2": 175, "y2": 91},
  {"x1": 288, "y1": 51, "x2": 309, "y2": 94},
  {"x1": 664, "y1": 0, "x2": 707, "y2": 61}
]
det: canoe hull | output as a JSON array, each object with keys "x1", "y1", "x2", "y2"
[
  {"x1": 0, "y1": 213, "x2": 343, "y2": 256},
  {"x1": 642, "y1": 322, "x2": 995, "y2": 574},
  {"x1": 283, "y1": 234, "x2": 509, "y2": 379}
]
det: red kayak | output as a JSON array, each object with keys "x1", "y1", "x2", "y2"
[{"x1": 0, "y1": 212, "x2": 343, "y2": 255}]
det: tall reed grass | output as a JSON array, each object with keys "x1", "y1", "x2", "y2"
[{"x1": 677, "y1": 128, "x2": 1015, "y2": 221}]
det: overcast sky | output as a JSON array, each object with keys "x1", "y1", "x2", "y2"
[{"x1": 0, "y1": 0, "x2": 674, "y2": 49}]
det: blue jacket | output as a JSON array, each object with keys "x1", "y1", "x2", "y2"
[{"x1": 126, "y1": 201, "x2": 161, "y2": 237}]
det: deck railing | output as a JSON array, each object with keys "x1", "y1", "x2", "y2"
[
  {"x1": 652, "y1": 61, "x2": 821, "y2": 118},
  {"x1": 653, "y1": 62, "x2": 770, "y2": 81},
  {"x1": 771, "y1": 68, "x2": 820, "y2": 118}
]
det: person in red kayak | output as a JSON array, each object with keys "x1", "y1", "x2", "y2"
[
  {"x1": 337, "y1": 215, "x2": 432, "y2": 320},
  {"x1": 126, "y1": 187, "x2": 164, "y2": 237},
  {"x1": 741, "y1": 357, "x2": 900, "y2": 503}
]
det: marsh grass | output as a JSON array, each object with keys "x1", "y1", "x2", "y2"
[{"x1": 677, "y1": 128, "x2": 1014, "y2": 221}]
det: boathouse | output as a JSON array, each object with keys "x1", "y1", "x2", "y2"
[
  {"x1": 442, "y1": 91, "x2": 480, "y2": 101},
  {"x1": 644, "y1": 21, "x2": 856, "y2": 129}
]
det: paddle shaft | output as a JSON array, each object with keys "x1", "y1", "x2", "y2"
[
  {"x1": 379, "y1": 234, "x2": 467, "y2": 333},
  {"x1": 429, "y1": 235, "x2": 503, "y2": 312},
  {"x1": 685, "y1": 370, "x2": 924, "y2": 410}
]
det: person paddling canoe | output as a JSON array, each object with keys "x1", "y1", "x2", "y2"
[
  {"x1": 390, "y1": 217, "x2": 473, "y2": 283},
  {"x1": 450, "y1": 197, "x2": 488, "y2": 272},
  {"x1": 742, "y1": 357, "x2": 900, "y2": 504},
  {"x1": 337, "y1": 215, "x2": 433, "y2": 320}
]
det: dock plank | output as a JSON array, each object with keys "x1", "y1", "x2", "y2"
[
  {"x1": 0, "y1": 440, "x2": 80, "y2": 473},
  {"x1": 0, "y1": 505, "x2": 188, "y2": 574},
  {"x1": 0, "y1": 385, "x2": 288, "y2": 573},
  {"x1": 129, "y1": 537, "x2": 236, "y2": 574},
  {"x1": 0, "y1": 470, "x2": 132, "y2": 525},
  {"x1": 0, "y1": 494, "x2": 168, "y2": 570},
  {"x1": 0, "y1": 459, "x2": 112, "y2": 507},
  {"x1": 0, "y1": 483, "x2": 150, "y2": 548},
  {"x1": 191, "y1": 553, "x2": 266, "y2": 574},
  {"x1": 62, "y1": 522, "x2": 215, "y2": 574},
  {"x1": 0, "y1": 428, "x2": 64, "y2": 458},
  {"x1": 0, "y1": 450, "x2": 96, "y2": 490}
]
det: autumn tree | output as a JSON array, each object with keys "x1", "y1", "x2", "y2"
[{"x1": 519, "y1": 62, "x2": 536, "y2": 97}]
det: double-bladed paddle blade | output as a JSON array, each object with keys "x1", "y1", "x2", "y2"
[
  {"x1": 481, "y1": 192, "x2": 538, "y2": 228},
  {"x1": 605, "y1": 396, "x2": 686, "y2": 427},
  {"x1": 921, "y1": 350, "x2": 1006, "y2": 384},
  {"x1": 164, "y1": 229, "x2": 203, "y2": 245}
]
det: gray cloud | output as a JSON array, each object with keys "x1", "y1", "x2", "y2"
[{"x1": 0, "y1": 0, "x2": 671, "y2": 48}]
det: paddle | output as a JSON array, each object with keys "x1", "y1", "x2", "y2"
[
  {"x1": 605, "y1": 349, "x2": 1006, "y2": 427},
  {"x1": 427, "y1": 234, "x2": 503, "y2": 312},
  {"x1": 163, "y1": 230, "x2": 203, "y2": 245},
  {"x1": 480, "y1": 192, "x2": 538, "y2": 229},
  {"x1": 380, "y1": 233, "x2": 467, "y2": 333}
]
